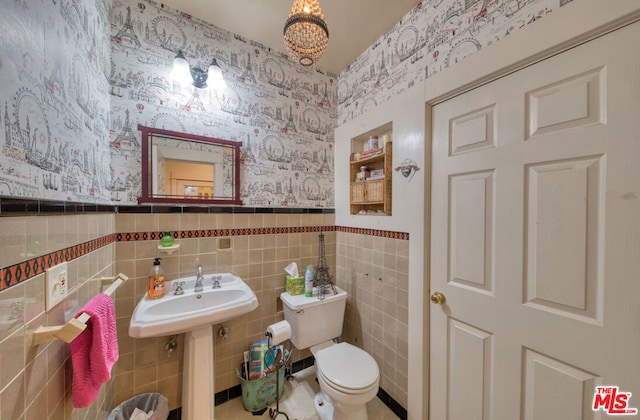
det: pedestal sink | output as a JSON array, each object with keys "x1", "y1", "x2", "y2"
[{"x1": 129, "y1": 273, "x2": 258, "y2": 420}]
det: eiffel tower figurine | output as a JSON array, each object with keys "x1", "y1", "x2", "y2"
[{"x1": 314, "y1": 232, "x2": 336, "y2": 299}]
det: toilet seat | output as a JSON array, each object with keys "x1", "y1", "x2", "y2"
[{"x1": 314, "y1": 342, "x2": 379, "y2": 394}]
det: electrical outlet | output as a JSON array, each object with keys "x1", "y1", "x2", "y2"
[{"x1": 46, "y1": 262, "x2": 68, "y2": 311}]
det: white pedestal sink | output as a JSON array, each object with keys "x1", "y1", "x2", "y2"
[
  {"x1": 183, "y1": 324, "x2": 215, "y2": 420},
  {"x1": 129, "y1": 273, "x2": 258, "y2": 420}
]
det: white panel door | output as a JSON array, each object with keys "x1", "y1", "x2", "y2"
[{"x1": 430, "y1": 22, "x2": 640, "y2": 420}]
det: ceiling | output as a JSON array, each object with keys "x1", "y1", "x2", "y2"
[{"x1": 158, "y1": 0, "x2": 421, "y2": 75}]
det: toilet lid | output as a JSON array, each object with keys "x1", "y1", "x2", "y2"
[{"x1": 315, "y1": 343, "x2": 379, "y2": 391}]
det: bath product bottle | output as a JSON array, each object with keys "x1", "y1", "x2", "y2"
[
  {"x1": 304, "y1": 265, "x2": 314, "y2": 297},
  {"x1": 160, "y1": 231, "x2": 174, "y2": 247},
  {"x1": 147, "y1": 257, "x2": 165, "y2": 299}
]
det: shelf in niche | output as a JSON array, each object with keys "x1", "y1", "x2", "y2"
[{"x1": 349, "y1": 121, "x2": 393, "y2": 216}]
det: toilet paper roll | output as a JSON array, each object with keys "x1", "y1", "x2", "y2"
[{"x1": 266, "y1": 320, "x2": 291, "y2": 346}]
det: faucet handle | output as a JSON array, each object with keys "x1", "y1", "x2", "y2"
[
  {"x1": 173, "y1": 281, "x2": 185, "y2": 295},
  {"x1": 212, "y1": 275, "x2": 221, "y2": 289}
]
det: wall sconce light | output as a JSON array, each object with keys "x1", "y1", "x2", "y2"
[{"x1": 171, "y1": 50, "x2": 227, "y2": 90}]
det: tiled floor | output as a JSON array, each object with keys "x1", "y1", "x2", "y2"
[{"x1": 214, "y1": 366, "x2": 400, "y2": 420}]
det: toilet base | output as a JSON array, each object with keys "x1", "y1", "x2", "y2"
[
  {"x1": 314, "y1": 392, "x2": 334, "y2": 420},
  {"x1": 314, "y1": 392, "x2": 369, "y2": 420}
]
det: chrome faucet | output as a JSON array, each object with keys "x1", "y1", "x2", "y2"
[{"x1": 195, "y1": 264, "x2": 204, "y2": 292}]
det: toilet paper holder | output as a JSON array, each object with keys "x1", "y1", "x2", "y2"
[
  {"x1": 264, "y1": 326, "x2": 291, "y2": 420},
  {"x1": 265, "y1": 320, "x2": 291, "y2": 346},
  {"x1": 264, "y1": 321, "x2": 294, "y2": 380}
]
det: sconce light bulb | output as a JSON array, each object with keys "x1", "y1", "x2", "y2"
[
  {"x1": 208, "y1": 59, "x2": 227, "y2": 90},
  {"x1": 171, "y1": 50, "x2": 191, "y2": 84}
]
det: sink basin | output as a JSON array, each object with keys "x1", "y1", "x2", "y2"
[
  {"x1": 145, "y1": 289, "x2": 247, "y2": 316},
  {"x1": 129, "y1": 273, "x2": 258, "y2": 338},
  {"x1": 129, "y1": 272, "x2": 258, "y2": 420}
]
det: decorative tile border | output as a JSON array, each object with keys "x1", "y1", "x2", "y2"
[
  {"x1": 0, "y1": 222, "x2": 408, "y2": 291},
  {"x1": 377, "y1": 386, "x2": 408, "y2": 420},
  {"x1": 117, "y1": 226, "x2": 336, "y2": 242},
  {"x1": 0, "y1": 199, "x2": 118, "y2": 216},
  {"x1": 115, "y1": 206, "x2": 335, "y2": 214},
  {"x1": 0, "y1": 234, "x2": 118, "y2": 291},
  {"x1": 336, "y1": 225, "x2": 409, "y2": 240},
  {"x1": 0, "y1": 197, "x2": 337, "y2": 216}
]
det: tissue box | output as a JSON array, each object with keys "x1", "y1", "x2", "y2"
[{"x1": 286, "y1": 276, "x2": 305, "y2": 295}]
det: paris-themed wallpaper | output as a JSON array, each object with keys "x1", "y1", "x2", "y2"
[
  {"x1": 109, "y1": 0, "x2": 337, "y2": 207},
  {"x1": 0, "y1": 0, "x2": 572, "y2": 206},
  {"x1": 337, "y1": 0, "x2": 573, "y2": 124},
  {"x1": 0, "y1": 0, "x2": 112, "y2": 202}
]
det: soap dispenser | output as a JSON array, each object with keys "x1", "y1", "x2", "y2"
[{"x1": 147, "y1": 257, "x2": 165, "y2": 299}]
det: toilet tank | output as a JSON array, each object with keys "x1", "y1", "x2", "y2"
[{"x1": 280, "y1": 287, "x2": 347, "y2": 349}]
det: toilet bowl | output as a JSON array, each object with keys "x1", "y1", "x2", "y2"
[
  {"x1": 312, "y1": 342, "x2": 379, "y2": 420},
  {"x1": 280, "y1": 287, "x2": 380, "y2": 420}
]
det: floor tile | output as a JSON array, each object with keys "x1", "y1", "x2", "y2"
[{"x1": 214, "y1": 367, "x2": 399, "y2": 420}]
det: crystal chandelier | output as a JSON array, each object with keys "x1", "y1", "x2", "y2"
[{"x1": 283, "y1": 0, "x2": 329, "y2": 66}]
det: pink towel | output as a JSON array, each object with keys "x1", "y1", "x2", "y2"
[{"x1": 70, "y1": 293, "x2": 119, "y2": 408}]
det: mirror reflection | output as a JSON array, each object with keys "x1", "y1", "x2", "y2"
[{"x1": 138, "y1": 125, "x2": 242, "y2": 205}]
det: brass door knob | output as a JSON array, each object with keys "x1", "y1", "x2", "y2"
[{"x1": 430, "y1": 291, "x2": 446, "y2": 305}]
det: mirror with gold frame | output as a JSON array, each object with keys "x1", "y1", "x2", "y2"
[{"x1": 138, "y1": 125, "x2": 242, "y2": 205}]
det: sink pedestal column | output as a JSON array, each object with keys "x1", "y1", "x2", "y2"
[{"x1": 182, "y1": 324, "x2": 215, "y2": 420}]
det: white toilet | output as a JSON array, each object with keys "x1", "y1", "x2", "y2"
[{"x1": 281, "y1": 287, "x2": 379, "y2": 420}]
